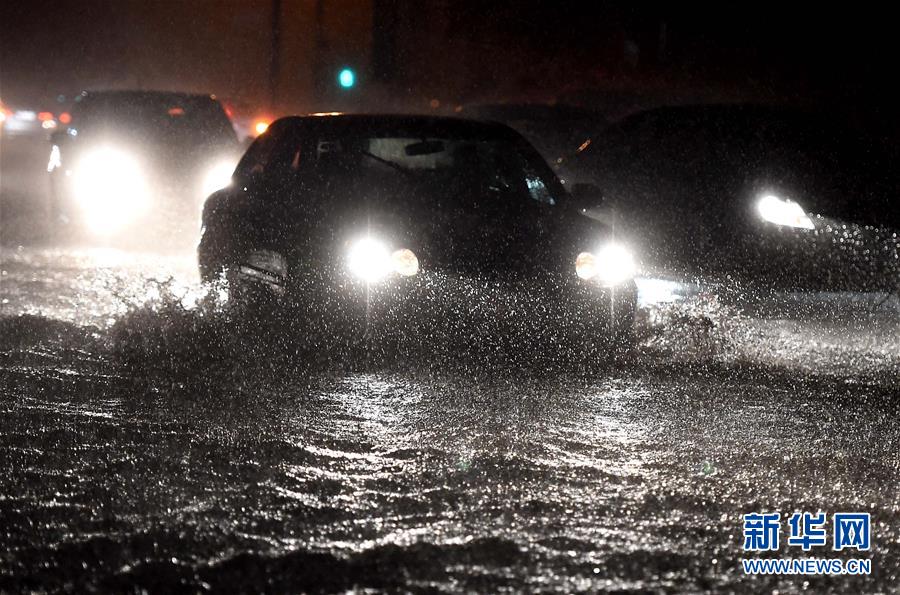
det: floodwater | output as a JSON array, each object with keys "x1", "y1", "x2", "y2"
[{"x1": 1, "y1": 245, "x2": 899, "y2": 592}]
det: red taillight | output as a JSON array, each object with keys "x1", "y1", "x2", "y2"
[
  {"x1": 167, "y1": 107, "x2": 185, "y2": 116},
  {"x1": 58, "y1": 112, "x2": 71, "y2": 124},
  {"x1": 38, "y1": 111, "x2": 55, "y2": 122}
]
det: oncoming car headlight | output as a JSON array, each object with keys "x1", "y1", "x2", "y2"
[
  {"x1": 346, "y1": 237, "x2": 419, "y2": 283},
  {"x1": 391, "y1": 248, "x2": 420, "y2": 277},
  {"x1": 72, "y1": 147, "x2": 150, "y2": 234},
  {"x1": 756, "y1": 194, "x2": 815, "y2": 230},
  {"x1": 576, "y1": 242, "x2": 636, "y2": 286},
  {"x1": 201, "y1": 160, "x2": 236, "y2": 197}
]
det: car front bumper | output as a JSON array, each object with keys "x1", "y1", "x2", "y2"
[{"x1": 226, "y1": 257, "x2": 638, "y2": 350}]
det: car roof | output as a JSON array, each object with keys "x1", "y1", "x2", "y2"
[{"x1": 269, "y1": 113, "x2": 524, "y2": 141}]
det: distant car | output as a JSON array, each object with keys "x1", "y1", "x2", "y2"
[
  {"x1": 47, "y1": 90, "x2": 241, "y2": 236},
  {"x1": 1, "y1": 105, "x2": 57, "y2": 136},
  {"x1": 458, "y1": 103, "x2": 607, "y2": 168},
  {"x1": 198, "y1": 114, "x2": 638, "y2": 351},
  {"x1": 559, "y1": 105, "x2": 900, "y2": 299}
]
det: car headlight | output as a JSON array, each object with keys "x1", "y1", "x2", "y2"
[
  {"x1": 756, "y1": 194, "x2": 815, "y2": 230},
  {"x1": 576, "y1": 242, "x2": 636, "y2": 286},
  {"x1": 72, "y1": 147, "x2": 149, "y2": 234},
  {"x1": 575, "y1": 251, "x2": 598, "y2": 280},
  {"x1": 347, "y1": 237, "x2": 419, "y2": 282},
  {"x1": 391, "y1": 248, "x2": 419, "y2": 277},
  {"x1": 201, "y1": 161, "x2": 236, "y2": 197}
]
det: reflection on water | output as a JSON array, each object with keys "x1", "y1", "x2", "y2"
[
  {"x1": 0, "y1": 357, "x2": 663, "y2": 591},
  {"x1": 1, "y1": 246, "x2": 899, "y2": 591},
  {"x1": 1, "y1": 247, "x2": 200, "y2": 326}
]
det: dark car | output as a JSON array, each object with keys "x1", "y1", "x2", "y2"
[
  {"x1": 198, "y1": 114, "x2": 638, "y2": 353},
  {"x1": 47, "y1": 90, "x2": 241, "y2": 238},
  {"x1": 559, "y1": 105, "x2": 900, "y2": 301}
]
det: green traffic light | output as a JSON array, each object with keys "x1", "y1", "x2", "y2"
[{"x1": 338, "y1": 68, "x2": 356, "y2": 89}]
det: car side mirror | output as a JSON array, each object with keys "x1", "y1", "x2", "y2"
[{"x1": 568, "y1": 183, "x2": 604, "y2": 213}]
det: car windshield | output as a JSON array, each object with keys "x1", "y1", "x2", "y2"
[{"x1": 239, "y1": 129, "x2": 562, "y2": 207}]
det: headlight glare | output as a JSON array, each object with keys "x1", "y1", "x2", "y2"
[
  {"x1": 347, "y1": 237, "x2": 393, "y2": 282},
  {"x1": 201, "y1": 161, "x2": 236, "y2": 197},
  {"x1": 757, "y1": 194, "x2": 815, "y2": 230},
  {"x1": 576, "y1": 242, "x2": 635, "y2": 286},
  {"x1": 347, "y1": 238, "x2": 419, "y2": 282},
  {"x1": 72, "y1": 147, "x2": 149, "y2": 234}
]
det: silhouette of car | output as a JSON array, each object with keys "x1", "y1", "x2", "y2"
[{"x1": 199, "y1": 114, "x2": 639, "y2": 352}]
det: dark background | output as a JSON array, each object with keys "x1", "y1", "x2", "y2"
[{"x1": 2, "y1": 1, "x2": 898, "y2": 124}]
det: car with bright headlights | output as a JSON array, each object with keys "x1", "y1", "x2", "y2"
[
  {"x1": 558, "y1": 104, "x2": 900, "y2": 302},
  {"x1": 47, "y1": 90, "x2": 240, "y2": 238},
  {"x1": 198, "y1": 114, "x2": 638, "y2": 353}
]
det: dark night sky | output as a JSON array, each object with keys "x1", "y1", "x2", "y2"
[{"x1": 1, "y1": 1, "x2": 898, "y2": 116}]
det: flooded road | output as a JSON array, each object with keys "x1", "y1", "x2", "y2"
[
  {"x1": 2, "y1": 243, "x2": 899, "y2": 592},
  {"x1": 2, "y1": 133, "x2": 900, "y2": 592}
]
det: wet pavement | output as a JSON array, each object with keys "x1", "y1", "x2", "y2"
[{"x1": 2, "y1": 133, "x2": 900, "y2": 592}]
